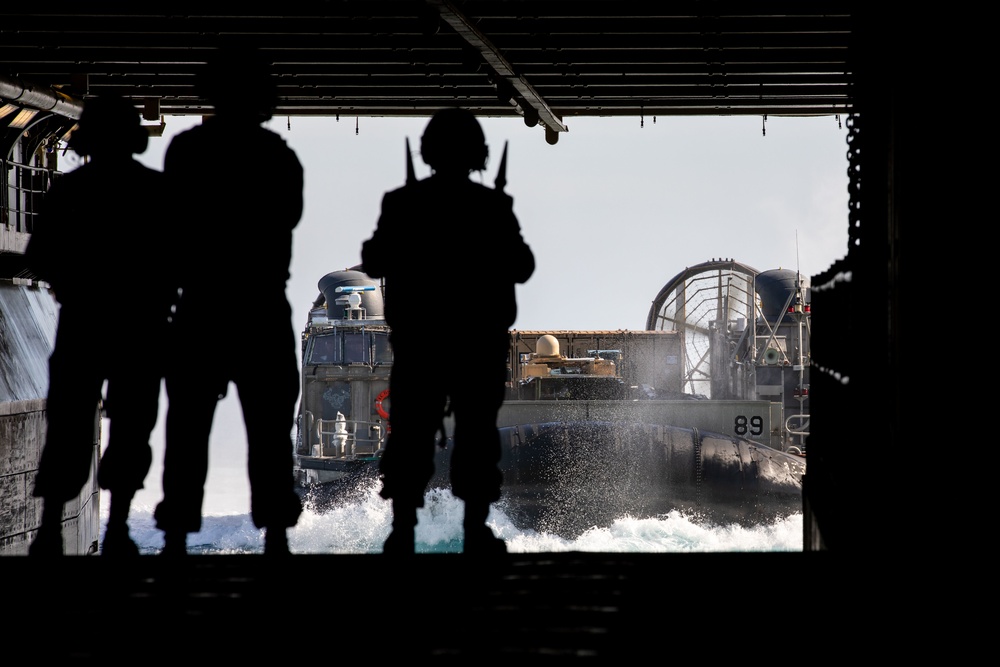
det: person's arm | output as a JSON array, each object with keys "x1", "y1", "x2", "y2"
[
  {"x1": 277, "y1": 139, "x2": 304, "y2": 229},
  {"x1": 503, "y1": 195, "x2": 535, "y2": 285},
  {"x1": 360, "y1": 191, "x2": 396, "y2": 279}
]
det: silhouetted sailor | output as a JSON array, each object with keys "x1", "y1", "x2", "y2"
[
  {"x1": 25, "y1": 94, "x2": 176, "y2": 557},
  {"x1": 153, "y1": 47, "x2": 304, "y2": 556},
  {"x1": 361, "y1": 107, "x2": 534, "y2": 556}
]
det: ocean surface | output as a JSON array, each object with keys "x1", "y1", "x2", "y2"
[{"x1": 110, "y1": 475, "x2": 804, "y2": 555}]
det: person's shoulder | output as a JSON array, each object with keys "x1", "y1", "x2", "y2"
[
  {"x1": 255, "y1": 126, "x2": 301, "y2": 164},
  {"x1": 165, "y1": 124, "x2": 204, "y2": 152},
  {"x1": 170, "y1": 119, "x2": 239, "y2": 146},
  {"x1": 129, "y1": 158, "x2": 162, "y2": 174},
  {"x1": 377, "y1": 185, "x2": 409, "y2": 215},
  {"x1": 254, "y1": 125, "x2": 293, "y2": 146},
  {"x1": 467, "y1": 180, "x2": 514, "y2": 206},
  {"x1": 173, "y1": 122, "x2": 207, "y2": 140},
  {"x1": 384, "y1": 180, "x2": 426, "y2": 200},
  {"x1": 45, "y1": 163, "x2": 94, "y2": 196},
  {"x1": 383, "y1": 184, "x2": 405, "y2": 197},
  {"x1": 134, "y1": 162, "x2": 166, "y2": 188}
]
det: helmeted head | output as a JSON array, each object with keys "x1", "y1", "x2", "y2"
[
  {"x1": 420, "y1": 107, "x2": 489, "y2": 173},
  {"x1": 196, "y1": 46, "x2": 278, "y2": 122},
  {"x1": 68, "y1": 94, "x2": 148, "y2": 158}
]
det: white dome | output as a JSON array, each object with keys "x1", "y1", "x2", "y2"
[{"x1": 536, "y1": 334, "x2": 560, "y2": 357}]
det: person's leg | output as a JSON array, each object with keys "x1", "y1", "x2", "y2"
[
  {"x1": 98, "y1": 364, "x2": 160, "y2": 556},
  {"x1": 450, "y1": 345, "x2": 507, "y2": 556},
  {"x1": 154, "y1": 368, "x2": 220, "y2": 556},
  {"x1": 452, "y1": 419, "x2": 507, "y2": 556},
  {"x1": 101, "y1": 489, "x2": 140, "y2": 557},
  {"x1": 381, "y1": 499, "x2": 417, "y2": 555},
  {"x1": 238, "y1": 323, "x2": 302, "y2": 555},
  {"x1": 377, "y1": 347, "x2": 446, "y2": 555},
  {"x1": 28, "y1": 500, "x2": 66, "y2": 557},
  {"x1": 30, "y1": 327, "x2": 104, "y2": 556}
]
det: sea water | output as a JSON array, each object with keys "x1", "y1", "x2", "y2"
[{"x1": 112, "y1": 476, "x2": 804, "y2": 555}]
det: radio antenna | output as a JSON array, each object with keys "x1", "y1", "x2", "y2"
[
  {"x1": 405, "y1": 137, "x2": 416, "y2": 185},
  {"x1": 795, "y1": 230, "x2": 801, "y2": 281},
  {"x1": 494, "y1": 141, "x2": 508, "y2": 191}
]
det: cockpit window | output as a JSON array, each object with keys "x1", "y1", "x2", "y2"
[
  {"x1": 308, "y1": 330, "x2": 393, "y2": 365},
  {"x1": 309, "y1": 334, "x2": 340, "y2": 364},
  {"x1": 373, "y1": 332, "x2": 392, "y2": 364},
  {"x1": 343, "y1": 332, "x2": 365, "y2": 363}
]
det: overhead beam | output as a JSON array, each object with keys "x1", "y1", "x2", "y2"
[{"x1": 426, "y1": 0, "x2": 568, "y2": 136}]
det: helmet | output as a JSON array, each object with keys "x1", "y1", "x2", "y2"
[
  {"x1": 197, "y1": 46, "x2": 278, "y2": 121},
  {"x1": 420, "y1": 107, "x2": 489, "y2": 172},
  {"x1": 68, "y1": 94, "x2": 148, "y2": 157}
]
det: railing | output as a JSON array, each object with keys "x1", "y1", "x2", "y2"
[
  {"x1": 2, "y1": 159, "x2": 58, "y2": 240},
  {"x1": 785, "y1": 413, "x2": 810, "y2": 437},
  {"x1": 784, "y1": 413, "x2": 809, "y2": 455},
  {"x1": 312, "y1": 416, "x2": 386, "y2": 459}
]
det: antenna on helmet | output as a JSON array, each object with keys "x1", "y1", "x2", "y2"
[
  {"x1": 494, "y1": 140, "x2": 508, "y2": 191},
  {"x1": 405, "y1": 137, "x2": 417, "y2": 185}
]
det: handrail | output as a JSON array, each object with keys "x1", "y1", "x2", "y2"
[
  {"x1": 3, "y1": 159, "x2": 58, "y2": 176},
  {"x1": 313, "y1": 417, "x2": 386, "y2": 458},
  {"x1": 785, "y1": 413, "x2": 810, "y2": 436},
  {"x1": 2, "y1": 158, "x2": 61, "y2": 238}
]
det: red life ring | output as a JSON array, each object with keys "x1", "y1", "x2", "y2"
[{"x1": 374, "y1": 388, "x2": 390, "y2": 420}]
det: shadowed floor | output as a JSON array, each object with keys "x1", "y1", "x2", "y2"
[{"x1": 6, "y1": 551, "x2": 875, "y2": 660}]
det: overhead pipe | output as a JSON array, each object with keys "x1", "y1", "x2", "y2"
[{"x1": 0, "y1": 75, "x2": 84, "y2": 120}]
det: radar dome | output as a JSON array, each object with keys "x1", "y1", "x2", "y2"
[
  {"x1": 536, "y1": 334, "x2": 561, "y2": 357},
  {"x1": 317, "y1": 269, "x2": 384, "y2": 319}
]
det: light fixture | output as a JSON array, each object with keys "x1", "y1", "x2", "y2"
[
  {"x1": 9, "y1": 108, "x2": 38, "y2": 129},
  {"x1": 0, "y1": 103, "x2": 19, "y2": 120},
  {"x1": 143, "y1": 114, "x2": 166, "y2": 137},
  {"x1": 142, "y1": 97, "x2": 160, "y2": 121},
  {"x1": 60, "y1": 123, "x2": 79, "y2": 143}
]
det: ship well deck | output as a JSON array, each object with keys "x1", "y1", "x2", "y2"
[{"x1": 3, "y1": 550, "x2": 887, "y2": 660}]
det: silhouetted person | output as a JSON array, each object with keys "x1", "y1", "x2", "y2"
[
  {"x1": 25, "y1": 94, "x2": 176, "y2": 557},
  {"x1": 361, "y1": 107, "x2": 534, "y2": 556},
  {"x1": 153, "y1": 47, "x2": 303, "y2": 556}
]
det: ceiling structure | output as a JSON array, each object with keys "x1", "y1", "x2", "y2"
[{"x1": 1, "y1": 2, "x2": 856, "y2": 144}]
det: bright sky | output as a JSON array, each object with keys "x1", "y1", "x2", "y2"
[
  {"x1": 136, "y1": 111, "x2": 850, "y2": 334},
  {"x1": 108, "y1": 111, "x2": 851, "y2": 516}
]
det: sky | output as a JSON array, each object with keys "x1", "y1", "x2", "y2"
[
  {"x1": 88, "y1": 110, "x2": 852, "y2": 516},
  {"x1": 135, "y1": 111, "x2": 851, "y2": 333}
]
